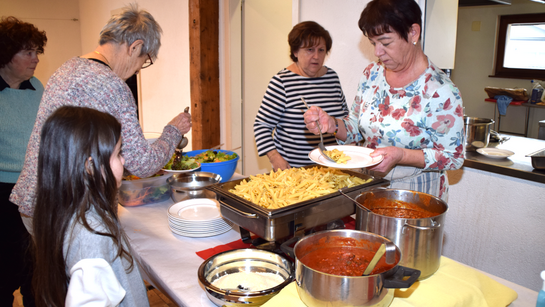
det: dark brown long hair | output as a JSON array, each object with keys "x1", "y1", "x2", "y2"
[{"x1": 32, "y1": 106, "x2": 131, "y2": 307}]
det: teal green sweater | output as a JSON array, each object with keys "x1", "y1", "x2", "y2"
[{"x1": 0, "y1": 76, "x2": 43, "y2": 183}]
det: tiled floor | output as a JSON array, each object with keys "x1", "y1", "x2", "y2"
[{"x1": 12, "y1": 282, "x2": 177, "y2": 307}]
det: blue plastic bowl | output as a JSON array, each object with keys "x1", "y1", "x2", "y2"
[{"x1": 183, "y1": 149, "x2": 239, "y2": 183}]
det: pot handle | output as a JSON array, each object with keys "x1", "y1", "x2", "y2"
[
  {"x1": 280, "y1": 236, "x2": 301, "y2": 260},
  {"x1": 403, "y1": 219, "x2": 441, "y2": 231},
  {"x1": 383, "y1": 266, "x2": 421, "y2": 289},
  {"x1": 217, "y1": 200, "x2": 258, "y2": 219}
]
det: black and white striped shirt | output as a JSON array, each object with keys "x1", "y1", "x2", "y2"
[{"x1": 254, "y1": 67, "x2": 348, "y2": 167}]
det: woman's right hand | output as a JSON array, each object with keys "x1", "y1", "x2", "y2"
[
  {"x1": 303, "y1": 106, "x2": 335, "y2": 135},
  {"x1": 267, "y1": 150, "x2": 290, "y2": 171},
  {"x1": 168, "y1": 111, "x2": 192, "y2": 135}
]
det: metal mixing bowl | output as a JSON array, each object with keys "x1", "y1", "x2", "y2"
[
  {"x1": 198, "y1": 249, "x2": 294, "y2": 306},
  {"x1": 167, "y1": 172, "x2": 222, "y2": 202}
]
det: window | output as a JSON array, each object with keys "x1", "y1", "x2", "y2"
[{"x1": 492, "y1": 13, "x2": 545, "y2": 79}]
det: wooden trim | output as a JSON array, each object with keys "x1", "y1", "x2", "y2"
[{"x1": 189, "y1": 0, "x2": 220, "y2": 149}]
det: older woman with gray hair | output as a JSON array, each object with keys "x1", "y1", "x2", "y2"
[{"x1": 11, "y1": 4, "x2": 192, "y2": 220}]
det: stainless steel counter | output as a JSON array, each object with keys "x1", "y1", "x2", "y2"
[{"x1": 463, "y1": 135, "x2": 545, "y2": 183}]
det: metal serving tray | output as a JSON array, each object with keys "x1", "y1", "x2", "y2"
[
  {"x1": 208, "y1": 166, "x2": 389, "y2": 242},
  {"x1": 526, "y1": 148, "x2": 545, "y2": 170}
]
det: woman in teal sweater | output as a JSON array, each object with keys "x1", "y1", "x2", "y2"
[{"x1": 0, "y1": 16, "x2": 47, "y2": 307}]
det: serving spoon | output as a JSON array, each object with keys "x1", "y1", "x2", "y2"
[
  {"x1": 362, "y1": 242, "x2": 396, "y2": 276},
  {"x1": 301, "y1": 97, "x2": 336, "y2": 163},
  {"x1": 338, "y1": 189, "x2": 371, "y2": 213},
  {"x1": 176, "y1": 106, "x2": 190, "y2": 152},
  {"x1": 171, "y1": 107, "x2": 190, "y2": 167}
]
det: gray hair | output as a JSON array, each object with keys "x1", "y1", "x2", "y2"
[{"x1": 99, "y1": 3, "x2": 162, "y2": 59}]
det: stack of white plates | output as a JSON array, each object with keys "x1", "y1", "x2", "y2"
[{"x1": 167, "y1": 198, "x2": 233, "y2": 237}]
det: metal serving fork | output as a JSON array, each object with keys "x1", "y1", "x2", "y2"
[{"x1": 301, "y1": 97, "x2": 336, "y2": 163}]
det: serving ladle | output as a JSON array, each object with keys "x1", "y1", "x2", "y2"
[
  {"x1": 301, "y1": 97, "x2": 336, "y2": 163},
  {"x1": 362, "y1": 242, "x2": 397, "y2": 276},
  {"x1": 338, "y1": 189, "x2": 371, "y2": 213},
  {"x1": 176, "y1": 106, "x2": 190, "y2": 152}
]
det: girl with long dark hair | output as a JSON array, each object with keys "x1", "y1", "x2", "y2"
[{"x1": 32, "y1": 106, "x2": 149, "y2": 307}]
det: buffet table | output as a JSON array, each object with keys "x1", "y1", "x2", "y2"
[{"x1": 118, "y1": 181, "x2": 537, "y2": 307}]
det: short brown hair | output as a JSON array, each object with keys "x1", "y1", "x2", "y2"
[
  {"x1": 358, "y1": 0, "x2": 422, "y2": 42},
  {"x1": 0, "y1": 16, "x2": 47, "y2": 69},
  {"x1": 288, "y1": 21, "x2": 332, "y2": 62}
]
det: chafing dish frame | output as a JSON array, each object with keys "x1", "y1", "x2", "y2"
[{"x1": 208, "y1": 166, "x2": 389, "y2": 242}]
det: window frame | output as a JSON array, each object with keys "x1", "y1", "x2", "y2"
[{"x1": 492, "y1": 13, "x2": 545, "y2": 80}]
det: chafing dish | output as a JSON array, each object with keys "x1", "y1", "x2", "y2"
[
  {"x1": 526, "y1": 148, "x2": 545, "y2": 170},
  {"x1": 208, "y1": 166, "x2": 389, "y2": 242}
]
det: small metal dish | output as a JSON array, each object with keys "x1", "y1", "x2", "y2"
[
  {"x1": 526, "y1": 148, "x2": 545, "y2": 170},
  {"x1": 198, "y1": 249, "x2": 294, "y2": 306},
  {"x1": 167, "y1": 172, "x2": 222, "y2": 202}
]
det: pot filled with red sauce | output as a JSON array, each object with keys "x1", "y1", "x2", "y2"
[
  {"x1": 354, "y1": 189, "x2": 448, "y2": 280},
  {"x1": 292, "y1": 229, "x2": 420, "y2": 307}
]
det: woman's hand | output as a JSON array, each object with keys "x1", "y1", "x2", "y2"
[
  {"x1": 303, "y1": 106, "x2": 336, "y2": 135},
  {"x1": 367, "y1": 147, "x2": 425, "y2": 176},
  {"x1": 267, "y1": 150, "x2": 291, "y2": 171},
  {"x1": 168, "y1": 111, "x2": 192, "y2": 135}
]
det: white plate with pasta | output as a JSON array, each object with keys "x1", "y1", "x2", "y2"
[{"x1": 308, "y1": 145, "x2": 383, "y2": 169}]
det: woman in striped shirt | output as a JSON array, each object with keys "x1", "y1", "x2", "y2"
[{"x1": 254, "y1": 21, "x2": 349, "y2": 170}]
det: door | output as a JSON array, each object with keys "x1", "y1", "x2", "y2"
[{"x1": 233, "y1": 0, "x2": 292, "y2": 176}]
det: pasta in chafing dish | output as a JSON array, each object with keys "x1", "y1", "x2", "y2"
[
  {"x1": 229, "y1": 167, "x2": 371, "y2": 209},
  {"x1": 324, "y1": 149, "x2": 351, "y2": 164}
]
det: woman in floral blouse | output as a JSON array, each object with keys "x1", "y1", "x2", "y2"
[{"x1": 303, "y1": 0, "x2": 465, "y2": 201}]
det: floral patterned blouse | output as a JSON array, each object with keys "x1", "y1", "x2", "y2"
[{"x1": 338, "y1": 59, "x2": 465, "y2": 201}]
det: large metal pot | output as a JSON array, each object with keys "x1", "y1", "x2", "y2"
[
  {"x1": 355, "y1": 189, "x2": 448, "y2": 280},
  {"x1": 289, "y1": 229, "x2": 420, "y2": 307},
  {"x1": 464, "y1": 116, "x2": 495, "y2": 151}
]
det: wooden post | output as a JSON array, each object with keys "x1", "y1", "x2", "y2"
[{"x1": 189, "y1": 0, "x2": 220, "y2": 149}]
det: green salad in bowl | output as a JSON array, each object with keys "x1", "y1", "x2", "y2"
[{"x1": 163, "y1": 154, "x2": 200, "y2": 172}]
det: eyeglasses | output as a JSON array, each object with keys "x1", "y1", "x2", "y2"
[{"x1": 142, "y1": 53, "x2": 153, "y2": 69}]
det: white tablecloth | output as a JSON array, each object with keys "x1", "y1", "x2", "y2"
[
  {"x1": 118, "y1": 197, "x2": 241, "y2": 307},
  {"x1": 118, "y1": 174, "x2": 537, "y2": 307}
]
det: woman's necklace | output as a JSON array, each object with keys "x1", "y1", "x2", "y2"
[{"x1": 93, "y1": 51, "x2": 111, "y2": 69}]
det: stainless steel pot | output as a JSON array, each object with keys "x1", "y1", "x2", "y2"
[
  {"x1": 198, "y1": 249, "x2": 294, "y2": 306},
  {"x1": 464, "y1": 116, "x2": 495, "y2": 151},
  {"x1": 354, "y1": 189, "x2": 448, "y2": 280},
  {"x1": 167, "y1": 171, "x2": 221, "y2": 202},
  {"x1": 289, "y1": 229, "x2": 419, "y2": 307}
]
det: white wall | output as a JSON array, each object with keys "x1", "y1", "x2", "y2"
[
  {"x1": 452, "y1": 0, "x2": 545, "y2": 138},
  {"x1": 298, "y1": 0, "x2": 374, "y2": 106},
  {"x1": 0, "y1": 0, "x2": 82, "y2": 85}
]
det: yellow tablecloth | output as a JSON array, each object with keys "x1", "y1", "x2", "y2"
[{"x1": 262, "y1": 256, "x2": 518, "y2": 307}]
